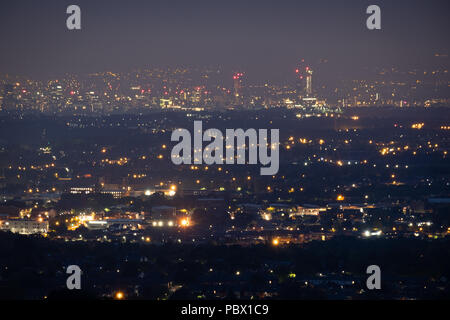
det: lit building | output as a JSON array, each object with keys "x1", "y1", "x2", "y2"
[
  {"x1": 70, "y1": 186, "x2": 95, "y2": 194},
  {"x1": 305, "y1": 67, "x2": 313, "y2": 96},
  {"x1": 48, "y1": 82, "x2": 64, "y2": 107},
  {"x1": 101, "y1": 190, "x2": 124, "y2": 199},
  {"x1": 291, "y1": 205, "x2": 326, "y2": 217},
  {"x1": 1, "y1": 219, "x2": 48, "y2": 235},
  {"x1": 294, "y1": 60, "x2": 313, "y2": 97},
  {"x1": 233, "y1": 72, "x2": 244, "y2": 105}
]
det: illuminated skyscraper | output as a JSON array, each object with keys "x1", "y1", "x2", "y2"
[
  {"x1": 294, "y1": 59, "x2": 313, "y2": 97},
  {"x1": 305, "y1": 67, "x2": 313, "y2": 96},
  {"x1": 233, "y1": 72, "x2": 244, "y2": 104},
  {"x1": 48, "y1": 81, "x2": 64, "y2": 108}
]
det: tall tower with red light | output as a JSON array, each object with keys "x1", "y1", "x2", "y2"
[
  {"x1": 233, "y1": 72, "x2": 244, "y2": 104},
  {"x1": 295, "y1": 59, "x2": 313, "y2": 97}
]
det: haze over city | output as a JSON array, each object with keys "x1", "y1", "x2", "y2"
[{"x1": 1, "y1": 0, "x2": 449, "y2": 81}]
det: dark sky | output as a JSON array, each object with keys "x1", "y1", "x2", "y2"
[{"x1": 0, "y1": 0, "x2": 448, "y2": 80}]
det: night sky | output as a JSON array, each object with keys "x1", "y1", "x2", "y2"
[{"x1": 0, "y1": 0, "x2": 448, "y2": 80}]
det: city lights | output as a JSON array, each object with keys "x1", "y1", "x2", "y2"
[{"x1": 0, "y1": 0, "x2": 448, "y2": 305}]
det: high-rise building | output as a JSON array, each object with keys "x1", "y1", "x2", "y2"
[
  {"x1": 48, "y1": 81, "x2": 64, "y2": 108},
  {"x1": 295, "y1": 59, "x2": 313, "y2": 97},
  {"x1": 305, "y1": 67, "x2": 313, "y2": 96},
  {"x1": 233, "y1": 72, "x2": 244, "y2": 104}
]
